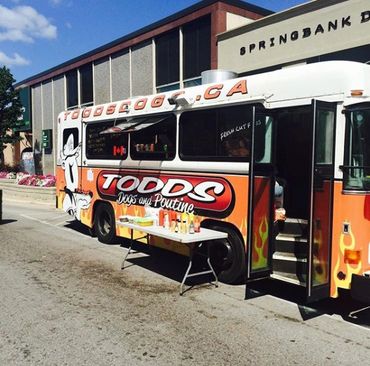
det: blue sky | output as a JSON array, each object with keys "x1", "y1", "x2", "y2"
[{"x1": 0, "y1": 0, "x2": 307, "y2": 83}]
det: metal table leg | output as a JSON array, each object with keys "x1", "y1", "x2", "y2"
[
  {"x1": 121, "y1": 230, "x2": 150, "y2": 270},
  {"x1": 180, "y1": 244, "x2": 195, "y2": 295},
  {"x1": 121, "y1": 229, "x2": 133, "y2": 269},
  {"x1": 207, "y1": 242, "x2": 218, "y2": 288},
  {"x1": 179, "y1": 242, "x2": 219, "y2": 295}
]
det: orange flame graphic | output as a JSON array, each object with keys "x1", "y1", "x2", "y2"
[
  {"x1": 312, "y1": 226, "x2": 328, "y2": 285},
  {"x1": 252, "y1": 215, "x2": 269, "y2": 270},
  {"x1": 333, "y1": 226, "x2": 362, "y2": 297}
]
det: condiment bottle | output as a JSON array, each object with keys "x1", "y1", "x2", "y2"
[
  {"x1": 181, "y1": 212, "x2": 188, "y2": 234},
  {"x1": 159, "y1": 209, "x2": 164, "y2": 227},
  {"x1": 189, "y1": 220, "x2": 195, "y2": 234},
  {"x1": 194, "y1": 216, "x2": 200, "y2": 233},
  {"x1": 164, "y1": 213, "x2": 170, "y2": 230}
]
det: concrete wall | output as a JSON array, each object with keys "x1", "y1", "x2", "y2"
[
  {"x1": 31, "y1": 84, "x2": 43, "y2": 174},
  {"x1": 131, "y1": 41, "x2": 153, "y2": 97},
  {"x1": 42, "y1": 80, "x2": 54, "y2": 174},
  {"x1": 94, "y1": 57, "x2": 111, "y2": 104},
  {"x1": 226, "y1": 12, "x2": 253, "y2": 31},
  {"x1": 218, "y1": 0, "x2": 370, "y2": 73},
  {"x1": 53, "y1": 75, "x2": 65, "y2": 171},
  {"x1": 111, "y1": 50, "x2": 131, "y2": 101}
]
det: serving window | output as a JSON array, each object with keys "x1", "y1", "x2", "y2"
[
  {"x1": 179, "y1": 105, "x2": 254, "y2": 162},
  {"x1": 130, "y1": 114, "x2": 176, "y2": 161},
  {"x1": 85, "y1": 121, "x2": 128, "y2": 160}
]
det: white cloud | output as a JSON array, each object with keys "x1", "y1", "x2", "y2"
[
  {"x1": 0, "y1": 5, "x2": 57, "y2": 43},
  {"x1": 49, "y1": 0, "x2": 63, "y2": 5},
  {"x1": 0, "y1": 51, "x2": 30, "y2": 66}
]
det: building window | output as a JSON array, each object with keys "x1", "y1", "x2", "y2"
[
  {"x1": 80, "y1": 63, "x2": 93, "y2": 106},
  {"x1": 66, "y1": 70, "x2": 78, "y2": 109},
  {"x1": 155, "y1": 17, "x2": 211, "y2": 92},
  {"x1": 156, "y1": 29, "x2": 179, "y2": 90},
  {"x1": 86, "y1": 121, "x2": 128, "y2": 160},
  {"x1": 183, "y1": 16, "x2": 211, "y2": 83}
]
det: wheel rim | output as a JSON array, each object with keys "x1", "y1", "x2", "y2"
[
  {"x1": 210, "y1": 239, "x2": 234, "y2": 272},
  {"x1": 99, "y1": 210, "x2": 111, "y2": 235}
]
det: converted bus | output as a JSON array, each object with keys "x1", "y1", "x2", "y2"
[{"x1": 56, "y1": 61, "x2": 370, "y2": 303}]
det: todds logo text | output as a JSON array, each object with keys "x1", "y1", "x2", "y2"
[{"x1": 97, "y1": 171, "x2": 234, "y2": 216}]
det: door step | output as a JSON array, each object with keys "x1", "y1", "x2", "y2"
[
  {"x1": 272, "y1": 217, "x2": 308, "y2": 286},
  {"x1": 273, "y1": 251, "x2": 307, "y2": 274},
  {"x1": 273, "y1": 251, "x2": 306, "y2": 261},
  {"x1": 278, "y1": 218, "x2": 308, "y2": 237},
  {"x1": 275, "y1": 234, "x2": 307, "y2": 255},
  {"x1": 271, "y1": 271, "x2": 306, "y2": 286}
]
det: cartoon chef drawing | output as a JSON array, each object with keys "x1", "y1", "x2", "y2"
[{"x1": 61, "y1": 132, "x2": 92, "y2": 220}]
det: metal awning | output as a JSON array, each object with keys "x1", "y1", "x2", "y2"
[{"x1": 99, "y1": 116, "x2": 168, "y2": 135}]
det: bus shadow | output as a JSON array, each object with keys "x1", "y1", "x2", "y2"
[
  {"x1": 62, "y1": 222, "x2": 214, "y2": 287},
  {"x1": 64, "y1": 220, "x2": 125, "y2": 244},
  {"x1": 119, "y1": 239, "x2": 220, "y2": 288},
  {"x1": 59, "y1": 222, "x2": 370, "y2": 327},
  {"x1": 64, "y1": 220, "x2": 91, "y2": 235},
  {"x1": 246, "y1": 278, "x2": 370, "y2": 327},
  {"x1": 0, "y1": 219, "x2": 17, "y2": 225}
]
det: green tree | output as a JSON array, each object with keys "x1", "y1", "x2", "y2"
[{"x1": 0, "y1": 66, "x2": 23, "y2": 167}]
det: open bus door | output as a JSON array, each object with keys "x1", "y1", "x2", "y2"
[
  {"x1": 246, "y1": 106, "x2": 275, "y2": 282},
  {"x1": 306, "y1": 100, "x2": 336, "y2": 302}
]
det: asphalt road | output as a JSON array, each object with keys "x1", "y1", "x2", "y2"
[{"x1": 1, "y1": 201, "x2": 370, "y2": 365}]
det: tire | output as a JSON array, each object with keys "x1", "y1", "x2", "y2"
[
  {"x1": 88, "y1": 226, "x2": 97, "y2": 238},
  {"x1": 208, "y1": 225, "x2": 246, "y2": 284},
  {"x1": 94, "y1": 203, "x2": 116, "y2": 244}
]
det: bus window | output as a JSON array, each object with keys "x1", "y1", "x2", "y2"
[
  {"x1": 255, "y1": 114, "x2": 273, "y2": 164},
  {"x1": 130, "y1": 114, "x2": 176, "y2": 161},
  {"x1": 86, "y1": 121, "x2": 128, "y2": 160},
  {"x1": 316, "y1": 110, "x2": 335, "y2": 165},
  {"x1": 63, "y1": 128, "x2": 79, "y2": 150},
  {"x1": 344, "y1": 107, "x2": 370, "y2": 191},
  {"x1": 180, "y1": 105, "x2": 253, "y2": 161}
]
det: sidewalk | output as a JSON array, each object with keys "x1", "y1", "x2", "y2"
[{"x1": 0, "y1": 179, "x2": 55, "y2": 206}]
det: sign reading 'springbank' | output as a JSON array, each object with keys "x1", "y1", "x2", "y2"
[{"x1": 97, "y1": 171, "x2": 235, "y2": 217}]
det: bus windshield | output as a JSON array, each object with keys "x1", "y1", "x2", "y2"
[{"x1": 344, "y1": 107, "x2": 370, "y2": 191}]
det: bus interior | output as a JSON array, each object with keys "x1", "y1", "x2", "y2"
[{"x1": 271, "y1": 105, "x2": 326, "y2": 288}]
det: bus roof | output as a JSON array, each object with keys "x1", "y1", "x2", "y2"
[{"x1": 60, "y1": 61, "x2": 370, "y2": 124}]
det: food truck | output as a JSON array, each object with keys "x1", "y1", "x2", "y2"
[{"x1": 57, "y1": 61, "x2": 370, "y2": 302}]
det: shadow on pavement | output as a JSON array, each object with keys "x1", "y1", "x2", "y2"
[
  {"x1": 64, "y1": 220, "x2": 93, "y2": 236},
  {"x1": 64, "y1": 221, "x2": 215, "y2": 290},
  {"x1": 120, "y1": 239, "x2": 216, "y2": 289},
  {"x1": 60, "y1": 221, "x2": 370, "y2": 326},
  {"x1": 246, "y1": 278, "x2": 370, "y2": 327},
  {"x1": 0, "y1": 219, "x2": 17, "y2": 225}
]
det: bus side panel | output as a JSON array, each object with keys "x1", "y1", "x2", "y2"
[
  {"x1": 330, "y1": 181, "x2": 370, "y2": 297},
  {"x1": 56, "y1": 166, "x2": 65, "y2": 209},
  {"x1": 76, "y1": 166, "x2": 250, "y2": 255}
]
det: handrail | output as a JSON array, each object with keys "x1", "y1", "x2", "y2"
[{"x1": 339, "y1": 165, "x2": 370, "y2": 170}]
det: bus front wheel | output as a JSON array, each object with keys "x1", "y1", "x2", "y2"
[
  {"x1": 94, "y1": 203, "x2": 116, "y2": 244},
  {"x1": 208, "y1": 225, "x2": 246, "y2": 284}
]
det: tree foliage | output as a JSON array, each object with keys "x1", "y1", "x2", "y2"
[{"x1": 0, "y1": 66, "x2": 23, "y2": 152}]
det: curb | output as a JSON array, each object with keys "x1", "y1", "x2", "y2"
[{"x1": 0, "y1": 179, "x2": 55, "y2": 206}]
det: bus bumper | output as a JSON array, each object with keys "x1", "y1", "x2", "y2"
[{"x1": 351, "y1": 273, "x2": 370, "y2": 303}]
